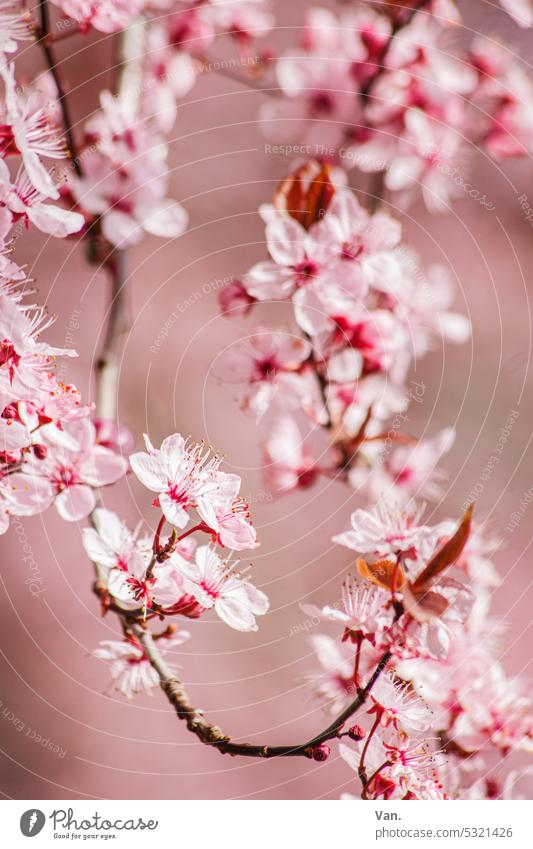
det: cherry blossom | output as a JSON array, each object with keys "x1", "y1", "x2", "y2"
[
  {"x1": 0, "y1": 61, "x2": 65, "y2": 199},
  {"x1": 307, "y1": 634, "x2": 356, "y2": 715},
  {"x1": 26, "y1": 418, "x2": 128, "y2": 521},
  {"x1": 333, "y1": 502, "x2": 454, "y2": 566},
  {"x1": 83, "y1": 507, "x2": 147, "y2": 575},
  {"x1": 93, "y1": 632, "x2": 189, "y2": 699},
  {"x1": 262, "y1": 415, "x2": 318, "y2": 494},
  {"x1": 369, "y1": 674, "x2": 431, "y2": 736},
  {"x1": 1, "y1": 0, "x2": 531, "y2": 803},
  {"x1": 0, "y1": 160, "x2": 84, "y2": 237},
  {"x1": 301, "y1": 574, "x2": 392, "y2": 643},
  {"x1": 129, "y1": 432, "x2": 234, "y2": 531},
  {"x1": 0, "y1": 1, "x2": 31, "y2": 56},
  {"x1": 178, "y1": 544, "x2": 269, "y2": 631},
  {"x1": 350, "y1": 427, "x2": 456, "y2": 506},
  {"x1": 50, "y1": 0, "x2": 145, "y2": 34},
  {"x1": 214, "y1": 326, "x2": 313, "y2": 419}
]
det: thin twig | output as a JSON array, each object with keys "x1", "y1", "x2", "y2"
[{"x1": 37, "y1": 0, "x2": 82, "y2": 176}]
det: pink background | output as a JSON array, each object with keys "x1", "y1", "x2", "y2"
[{"x1": 1, "y1": 1, "x2": 533, "y2": 799}]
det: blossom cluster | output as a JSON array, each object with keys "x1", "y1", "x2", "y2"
[
  {"x1": 261, "y1": 2, "x2": 533, "y2": 211},
  {"x1": 1, "y1": 0, "x2": 532, "y2": 805},
  {"x1": 0, "y1": 273, "x2": 129, "y2": 530},
  {"x1": 218, "y1": 161, "x2": 469, "y2": 505},
  {"x1": 305, "y1": 502, "x2": 533, "y2": 799},
  {"x1": 86, "y1": 432, "x2": 268, "y2": 695}
]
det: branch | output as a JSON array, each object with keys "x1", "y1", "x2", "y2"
[
  {"x1": 37, "y1": 0, "x2": 82, "y2": 176},
  {"x1": 136, "y1": 624, "x2": 390, "y2": 759},
  {"x1": 92, "y1": 22, "x2": 145, "y2": 419},
  {"x1": 94, "y1": 249, "x2": 131, "y2": 420}
]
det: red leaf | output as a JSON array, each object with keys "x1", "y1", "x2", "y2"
[
  {"x1": 273, "y1": 161, "x2": 335, "y2": 230},
  {"x1": 411, "y1": 504, "x2": 474, "y2": 593}
]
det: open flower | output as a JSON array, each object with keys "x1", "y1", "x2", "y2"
[
  {"x1": 0, "y1": 61, "x2": 66, "y2": 199},
  {"x1": 307, "y1": 634, "x2": 357, "y2": 715},
  {"x1": 0, "y1": 160, "x2": 84, "y2": 237},
  {"x1": 333, "y1": 502, "x2": 454, "y2": 566},
  {"x1": 301, "y1": 574, "x2": 391, "y2": 643},
  {"x1": 130, "y1": 432, "x2": 239, "y2": 531},
  {"x1": 93, "y1": 632, "x2": 189, "y2": 699},
  {"x1": 262, "y1": 415, "x2": 318, "y2": 494},
  {"x1": 368, "y1": 674, "x2": 431, "y2": 736},
  {"x1": 178, "y1": 544, "x2": 268, "y2": 631},
  {"x1": 27, "y1": 418, "x2": 128, "y2": 521},
  {"x1": 82, "y1": 507, "x2": 147, "y2": 574}
]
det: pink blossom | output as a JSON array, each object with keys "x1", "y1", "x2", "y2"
[
  {"x1": 369, "y1": 674, "x2": 431, "y2": 735},
  {"x1": 301, "y1": 575, "x2": 391, "y2": 642},
  {"x1": 178, "y1": 544, "x2": 269, "y2": 631},
  {"x1": 262, "y1": 415, "x2": 318, "y2": 494},
  {"x1": 27, "y1": 418, "x2": 128, "y2": 521},
  {"x1": 0, "y1": 2, "x2": 31, "y2": 56},
  {"x1": 82, "y1": 507, "x2": 147, "y2": 574},
  {"x1": 333, "y1": 502, "x2": 454, "y2": 566},
  {"x1": 261, "y1": 54, "x2": 358, "y2": 149},
  {"x1": 207, "y1": 474, "x2": 259, "y2": 551},
  {"x1": 214, "y1": 327, "x2": 313, "y2": 419},
  {"x1": 129, "y1": 432, "x2": 235, "y2": 531},
  {"x1": 71, "y1": 91, "x2": 188, "y2": 247},
  {"x1": 0, "y1": 160, "x2": 84, "y2": 237},
  {"x1": 72, "y1": 152, "x2": 187, "y2": 248},
  {"x1": 218, "y1": 281, "x2": 255, "y2": 318},
  {"x1": 0, "y1": 470, "x2": 54, "y2": 533},
  {"x1": 50, "y1": 0, "x2": 145, "y2": 34},
  {"x1": 0, "y1": 61, "x2": 65, "y2": 199},
  {"x1": 93, "y1": 632, "x2": 189, "y2": 699},
  {"x1": 351, "y1": 428, "x2": 456, "y2": 505},
  {"x1": 307, "y1": 634, "x2": 356, "y2": 715}
]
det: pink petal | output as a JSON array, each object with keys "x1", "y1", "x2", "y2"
[
  {"x1": 81, "y1": 447, "x2": 128, "y2": 487},
  {"x1": 28, "y1": 204, "x2": 84, "y2": 237},
  {"x1": 55, "y1": 484, "x2": 96, "y2": 521},
  {"x1": 129, "y1": 452, "x2": 165, "y2": 491}
]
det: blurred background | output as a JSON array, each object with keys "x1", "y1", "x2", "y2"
[{"x1": 1, "y1": 0, "x2": 533, "y2": 800}]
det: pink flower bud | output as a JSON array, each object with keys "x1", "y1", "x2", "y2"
[
  {"x1": 0, "y1": 450, "x2": 19, "y2": 464},
  {"x1": 33, "y1": 443, "x2": 48, "y2": 460},
  {"x1": 219, "y1": 282, "x2": 255, "y2": 318},
  {"x1": 347, "y1": 724, "x2": 366, "y2": 742},
  {"x1": 307, "y1": 744, "x2": 330, "y2": 762}
]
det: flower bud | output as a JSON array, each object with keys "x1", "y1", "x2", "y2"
[
  {"x1": 0, "y1": 450, "x2": 19, "y2": 464},
  {"x1": 347, "y1": 724, "x2": 366, "y2": 742},
  {"x1": 1, "y1": 404, "x2": 17, "y2": 419},
  {"x1": 219, "y1": 282, "x2": 255, "y2": 318},
  {"x1": 33, "y1": 443, "x2": 48, "y2": 460},
  {"x1": 307, "y1": 744, "x2": 330, "y2": 762}
]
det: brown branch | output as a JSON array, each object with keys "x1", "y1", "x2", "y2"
[
  {"x1": 37, "y1": 0, "x2": 82, "y2": 176},
  {"x1": 137, "y1": 623, "x2": 390, "y2": 759},
  {"x1": 94, "y1": 249, "x2": 131, "y2": 420}
]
